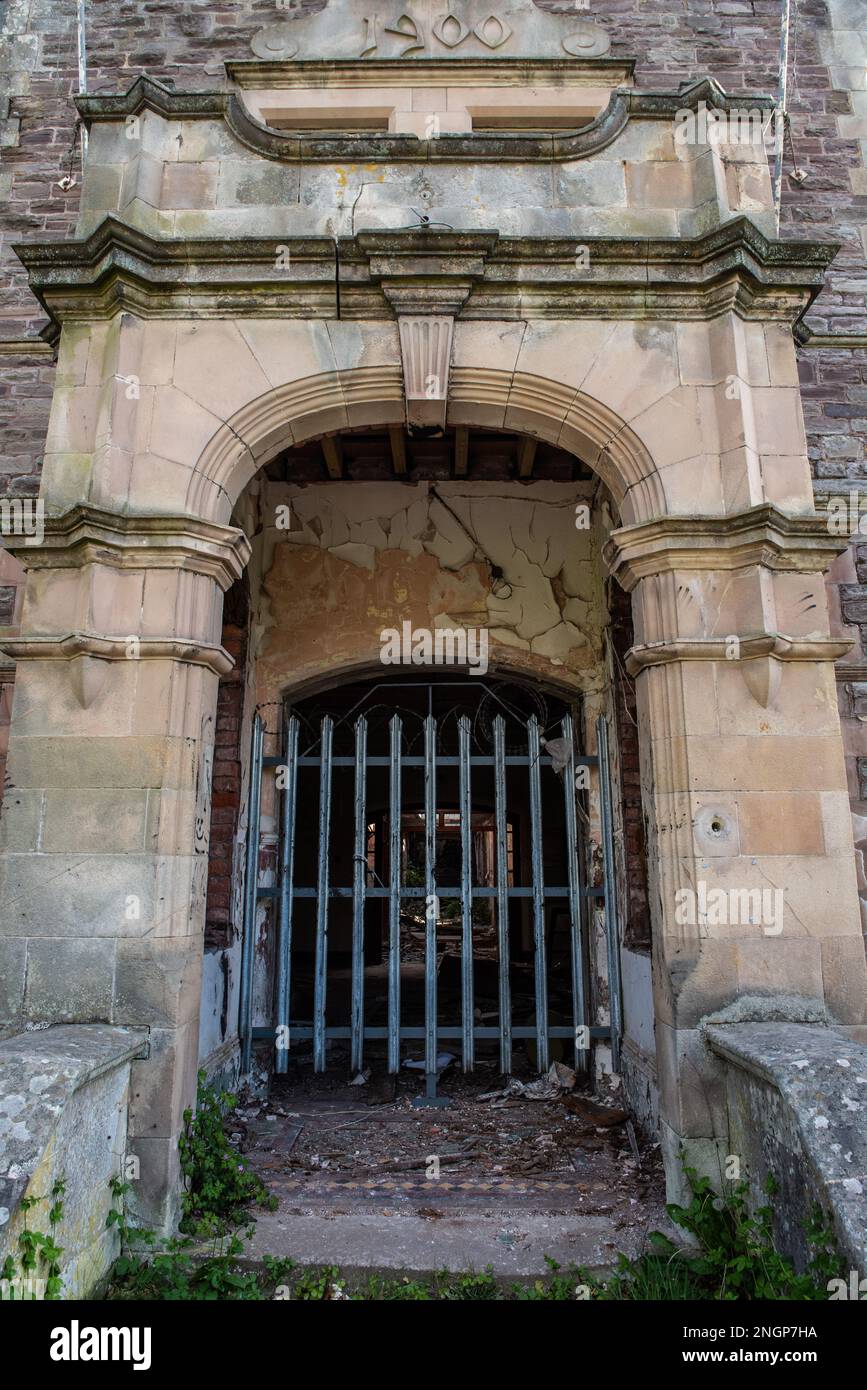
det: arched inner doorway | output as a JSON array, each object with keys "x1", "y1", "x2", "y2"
[{"x1": 201, "y1": 417, "x2": 653, "y2": 1113}]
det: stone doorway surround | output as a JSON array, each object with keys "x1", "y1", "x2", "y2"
[{"x1": 1, "y1": 31, "x2": 865, "y2": 1228}]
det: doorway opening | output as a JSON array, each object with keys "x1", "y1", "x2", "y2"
[{"x1": 240, "y1": 673, "x2": 622, "y2": 1102}]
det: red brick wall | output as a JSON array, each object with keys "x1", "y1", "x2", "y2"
[
  {"x1": 608, "y1": 578, "x2": 652, "y2": 950},
  {"x1": 204, "y1": 575, "x2": 249, "y2": 949}
]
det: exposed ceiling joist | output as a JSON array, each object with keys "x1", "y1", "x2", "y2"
[
  {"x1": 518, "y1": 436, "x2": 538, "y2": 479},
  {"x1": 321, "y1": 434, "x2": 343, "y2": 479},
  {"x1": 454, "y1": 426, "x2": 469, "y2": 477},
  {"x1": 388, "y1": 425, "x2": 407, "y2": 476}
]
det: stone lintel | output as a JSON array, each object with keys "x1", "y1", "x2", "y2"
[
  {"x1": 2, "y1": 506, "x2": 251, "y2": 591},
  {"x1": 605, "y1": 504, "x2": 848, "y2": 591}
]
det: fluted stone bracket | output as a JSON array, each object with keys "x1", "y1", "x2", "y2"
[{"x1": 398, "y1": 315, "x2": 454, "y2": 429}]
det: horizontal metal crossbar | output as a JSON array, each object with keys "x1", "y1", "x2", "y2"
[
  {"x1": 253, "y1": 1025, "x2": 613, "y2": 1042},
  {"x1": 262, "y1": 755, "x2": 599, "y2": 768},
  {"x1": 257, "y1": 885, "x2": 604, "y2": 900}
]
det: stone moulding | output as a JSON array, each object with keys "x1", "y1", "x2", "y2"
[
  {"x1": 187, "y1": 363, "x2": 661, "y2": 520},
  {"x1": 13, "y1": 217, "x2": 838, "y2": 330},
  {"x1": 625, "y1": 633, "x2": 852, "y2": 675},
  {"x1": 73, "y1": 74, "x2": 775, "y2": 166},
  {"x1": 223, "y1": 57, "x2": 637, "y2": 89},
  {"x1": 0, "y1": 632, "x2": 234, "y2": 682},
  {"x1": 605, "y1": 504, "x2": 850, "y2": 590},
  {"x1": 0, "y1": 506, "x2": 252, "y2": 591},
  {"x1": 626, "y1": 635, "x2": 850, "y2": 706},
  {"x1": 0, "y1": 338, "x2": 54, "y2": 359}
]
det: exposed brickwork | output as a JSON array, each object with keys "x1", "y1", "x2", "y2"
[
  {"x1": 0, "y1": 670, "x2": 13, "y2": 805},
  {"x1": 608, "y1": 578, "x2": 652, "y2": 950},
  {"x1": 204, "y1": 574, "x2": 249, "y2": 949}
]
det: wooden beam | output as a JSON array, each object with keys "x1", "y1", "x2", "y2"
[
  {"x1": 388, "y1": 425, "x2": 408, "y2": 477},
  {"x1": 517, "y1": 436, "x2": 538, "y2": 479},
  {"x1": 321, "y1": 434, "x2": 343, "y2": 479},
  {"x1": 454, "y1": 425, "x2": 469, "y2": 477}
]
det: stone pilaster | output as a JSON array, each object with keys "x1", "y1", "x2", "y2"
[
  {"x1": 605, "y1": 506, "x2": 867, "y2": 1195},
  {"x1": 0, "y1": 507, "x2": 249, "y2": 1228}
]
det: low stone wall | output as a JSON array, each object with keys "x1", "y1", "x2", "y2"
[
  {"x1": 0, "y1": 1024, "x2": 147, "y2": 1299},
  {"x1": 705, "y1": 1022, "x2": 867, "y2": 1274}
]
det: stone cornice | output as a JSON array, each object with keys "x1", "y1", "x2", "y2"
[
  {"x1": 625, "y1": 633, "x2": 852, "y2": 676},
  {"x1": 13, "y1": 218, "x2": 836, "y2": 330},
  {"x1": 0, "y1": 338, "x2": 55, "y2": 359},
  {"x1": 224, "y1": 57, "x2": 636, "y2": 89},
  {"x1": 605, "y1": 505, "x2": 847, "y2": 590},
  {"x1": 74, "y1": 75, "x2": 775, "y2": 165},
  {"x1": 1, "y1": 506, "x2": 251, "y2": 590},
  {"x1": 0, "y1": 633, "x2": 234, "y2": 678}
]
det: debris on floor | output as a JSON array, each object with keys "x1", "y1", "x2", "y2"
[
  {"x1": 480, "y1": 1060, "x2": 577, "y2": 1103},
  {"x1": 235, "y1": 1049, "x2": 666, "y2": 1238}
]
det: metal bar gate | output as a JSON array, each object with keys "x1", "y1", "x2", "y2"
[{"x1": 239, "y1": 708, "x2": 623, "y2": 1088}]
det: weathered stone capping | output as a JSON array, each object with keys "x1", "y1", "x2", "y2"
[
  {"x1": 73, "y1": 73, "x2": 774, "y2": 166},
  {"x1": 0, "y1": 1025, "x2": 148, "y2": 1298},
  {"x1": 705, "y1": 1021, "x2": 867, "y2": 1272}
]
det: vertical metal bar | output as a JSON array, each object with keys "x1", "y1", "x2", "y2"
[
  {"x1": 388, "y1": 715, "x2": 402, "y2": 1074},
  {"x1": 527, "y1": 714, "x2": 549, "y2": 1073},
  {"x1": 424, "y1": 715, "x2": 437, "y2": 1082},
  {"x1": 458, "y1": 716, "x2": 474, "y2": 1072},
  {"x1": 239, "y1": 714, "x2": 264, "y2": 1074},
  {"x1": 492, "y1": 716, "x2": 512, "y2": 1075},
  {"x1": 275, "y1": 714, "x2": 300, "y2": 1075},
  {"x1": 596, "y1": 713, "x2": 623, "y2": 1071},
  {"x1": 312, "y1": 716, "x2": 333, "y2": 1073},
  {"x1": 560, "y1": 714, "x2": 588, "y2": 1074},
  {"x1": 351, "y1": 716, "x2": 368, "y2": 1074}
]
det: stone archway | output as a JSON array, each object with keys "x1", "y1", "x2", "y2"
[{"x1": 1, "y1": 324, "x2": 864, "y2": 1223}]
